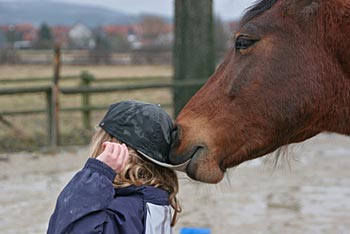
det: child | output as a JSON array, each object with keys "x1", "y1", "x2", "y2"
[{"x1": 47, "y1": 100, "x2": 186, "y2": 234}]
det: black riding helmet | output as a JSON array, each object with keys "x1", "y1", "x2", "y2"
[{"x1": 99, "y1": 100, "x2": 189, "y2": 171}]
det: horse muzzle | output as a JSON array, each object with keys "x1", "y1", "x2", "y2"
[{"x1": 169, "y1": 125, "x2": 224, "y2": 183}]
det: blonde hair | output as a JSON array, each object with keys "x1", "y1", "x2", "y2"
[{"x1": 90, "y1": 128, "x2": 181, "y2": 226}]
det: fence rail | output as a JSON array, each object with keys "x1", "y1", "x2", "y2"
[
  {"x1": 0, "y1": 86, "x2": 51, "y2": 95},
  {"x1": 0, "y1": 79, "x2": 205, "y2": 111},
  {"x1": 0, "y1": 47, "x2": 206, "y2": 147},
  {"x1": 0, "y1": 75, "x2": 172, "y2": 84},
  {"x1": 0, "y1": 76, "x2": 78, "y2": 84}
]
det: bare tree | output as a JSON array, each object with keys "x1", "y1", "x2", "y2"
[{"x1": 140, "y1": 15, "x2": 167, "y2": 40}]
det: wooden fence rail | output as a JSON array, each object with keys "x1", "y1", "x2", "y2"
[
  {"x1": 0, "y1": 86, "x2": 51, "y2": 95},
  {"x1": 0, "y1": 75, "x2": 172, "y2": 84},
  {"x1": 0, "y1": 55, "x2": 206, "y2": 147},
  {"x1": 0, "y1": 76, "x2": 78, "y2": 84},
  {"x1": 0, "y1": 79, "x2": 205, "y2": 147}
]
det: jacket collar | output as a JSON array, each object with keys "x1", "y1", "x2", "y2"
[{"x1": 115, "y1": 185, "x2": 169, "y2": 205}]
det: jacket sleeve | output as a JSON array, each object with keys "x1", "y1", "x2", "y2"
[{"x1": 47, "y1": 158, "x2": 143, "y2": 234}]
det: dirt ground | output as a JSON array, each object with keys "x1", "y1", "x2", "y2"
[{"x1": 0, "y1": 133, "x2": 349, "y2": 234}]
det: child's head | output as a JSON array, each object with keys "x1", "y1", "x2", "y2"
[{"x1": 90, "y1": 100, "x2": 181, "y2": 225}]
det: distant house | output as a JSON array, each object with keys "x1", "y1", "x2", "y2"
[
  {"x1": 68, "y1": 23, "x2": 95, "y2": 49},
  {"x1": 102, "y1": 25, "x2": 129, "y2": 36},
  {"x1": 52, "y1": 26, "x2": 70, "y2": 48},
  {"x1": 154, "y1": 32, "x2": 173, "y2": 47},
  {"x1": 13, "y1": 40, "x2": 32, "y2": 49},
  {"x1": 127, "y1": 24, "x2": 143, "y2": 50},
  {"x1": 101, "y1": 24, "x2": 143, "y2": 50},
  {"x1": 0, "y1": 24, "x2": 37, "y2": 49},
  {"x1": 98, "y1": 23, "x2": 175, "y2": 50},
  {"x1": 16, "y1": 24, "x2": 37, "y2": 42},
  {"x1": 139, "y1": 23, "x2": 174, "y2": 49},
  {"x1": 154, "y1": 24, "x2": 174, "y2": 47}
]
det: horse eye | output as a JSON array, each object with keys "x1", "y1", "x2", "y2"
[{"x1": 235, "y1": 36, "x2": 257, "y2": 50}]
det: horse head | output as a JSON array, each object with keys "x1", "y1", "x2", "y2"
[{"x1": 170, "y1": 0, "x2": 350, "y2": 183}]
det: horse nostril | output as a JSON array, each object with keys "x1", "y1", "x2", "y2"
[
  {"x1": 172, "y1": 125, "x2": 178, "y2": 141},
  {"x1": 172, "y1": 124, "x2": 182, "y2": 144}
]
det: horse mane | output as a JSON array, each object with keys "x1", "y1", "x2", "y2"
[{"x1": 240, "y1": 0, "x2": 278, "y2": 26}]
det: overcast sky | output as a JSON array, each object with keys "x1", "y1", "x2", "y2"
[
  {"x1": 56, "y1": 0, "x2": 255, "y2": 20},
  {"x1": 1, "y1": 0, "x2": 256, "y2": 20}
]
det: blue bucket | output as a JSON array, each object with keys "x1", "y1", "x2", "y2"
[{"x1": 180, "y1": 227, "x2": 211, "y2": 234}]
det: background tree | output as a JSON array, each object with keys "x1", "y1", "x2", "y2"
[
  {"x1": 89, "y1": 27, "x2": 112, "y2": 64},
  {"x1": 110, "y1": 34, "x2": 131, "y2": 52},
  {"x1": 35, "y1": 23, "x2": 53, "y2": 49},
  {"x1": 5, "y1": 25, "x2": 22, "y2": 48},
  {"x1": 141, "y1": 15, "x2": 166, "y2": 40}
]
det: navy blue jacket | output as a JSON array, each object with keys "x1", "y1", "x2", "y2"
[{"x1": 47, "y1": 158, "x2": 173, "y2": 234}]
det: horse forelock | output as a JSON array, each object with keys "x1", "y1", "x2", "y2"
[
  {"x1": 241, "y1": 0, "x2": 349, "y2": 25},
  {"x1": 240, "y1": 0, "x2": 278, "y2": 26}
]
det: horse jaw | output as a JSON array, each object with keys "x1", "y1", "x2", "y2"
[{"x1": 185, "y1": 147, "x2": 225, "y2": 184}]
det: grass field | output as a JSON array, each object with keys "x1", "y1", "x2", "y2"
[
  {"x1": 0, "y1": 65, "x2": 174, "y2": 152},
  {"x1": 0, "y1": 64, "x2": 172, "y2": 79}
]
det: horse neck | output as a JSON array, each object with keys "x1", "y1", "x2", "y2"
[
  {"x1": 322, "y1": 33, "x2": 350, "y2": 135},
  {"x1": 328, "y1": 78, "x2": 350, "y2": 135},
  {"x1": 321, "y1": 64, "x2": 350, "y2": 135},
  {"x1": 318, "y1": 1, "x2": 350, "y2": 78},
  {"x1": 316, "y1": 2, "x2": 350, "y2": 135}
]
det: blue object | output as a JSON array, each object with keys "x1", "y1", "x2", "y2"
[
  {"x1": 47, "y1": 158, "x2": 173, "y2": 234},
  {"x1": 180, "y1": 227, "x2": 211, "y2": 234}
]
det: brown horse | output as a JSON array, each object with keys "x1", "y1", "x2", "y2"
[{"x1": 169, "y1": 0, "x2": 350, "y2": 183}]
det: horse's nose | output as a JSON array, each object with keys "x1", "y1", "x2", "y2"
[
  {"x1": 169, "y1": 124, "x2": 187, "y2": 164},
  {"x1": 170, "y1": 123, "x2": 204, "y2": 164},
  {"x1": 170, "y1": 124, "x2": 182, "y2": 155},
  {"x1": 171, "y1": 124, "x2": 180, "y2": 145}
]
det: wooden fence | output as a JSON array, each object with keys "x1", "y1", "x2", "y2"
[{"x1": 0, "y1": 46, "x2": 206, "y2": 147}]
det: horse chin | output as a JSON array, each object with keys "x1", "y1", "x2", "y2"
[{"x1": 185, "y1": 148, "x2": 226, "y2": 184}]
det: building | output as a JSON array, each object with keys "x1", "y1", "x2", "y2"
[
  {"x1": 52, "y1": 26, "x2": 70, "y2": 48},
  {"x1": 0, "y1": 24, "x2": 37, "y2": 49},
  {"x1": 68, "y1": 23, "x2": 95, "y2": 49}
]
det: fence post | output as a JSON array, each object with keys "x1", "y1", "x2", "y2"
[
  {"x1": 173, "y1": 0, "x2": 215, "y2": 116},
  {"x1": 80, "y1": 71, "x2": 94, "y2": 130},
  {"x1": 46, "y1": 89, "x2": 52, "y2": 145},
  {"x1": 50, "y1": 44, "x2": 61, "y2": 147}
]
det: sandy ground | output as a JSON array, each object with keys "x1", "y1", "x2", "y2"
[{"x1": 0, "y1": 133, "x2": 349, "y2": 234}]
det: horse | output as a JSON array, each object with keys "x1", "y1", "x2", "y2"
[{"x1": 169, "y1": 0, "x2": 350, "y2": 183}]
